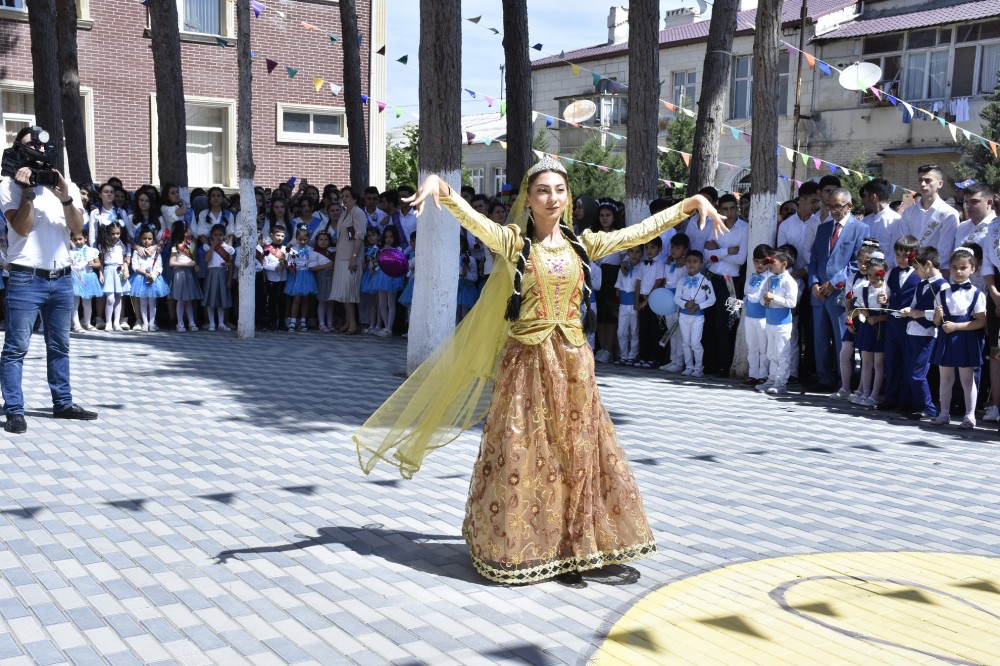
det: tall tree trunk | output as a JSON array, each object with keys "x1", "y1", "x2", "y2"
[
  {"x1": 340, "y1": 0, "x2": 369, "y2": 191},
  {"x1": 732, "y1": 0, "x2": 783, "y2": 379},
  {"x1": 625, "y1": 0, "x2": 659, "y2": 225},
  {"x1": 235, "y1": 0, "x2": 257, "y2": 339},
  {"x1": 148, "y1": 0, "x2": 188, "y2": 197},
  {"x1": 502, "y1": 0, "x2": 531, "y2": 188},
  {"x1": 27, "y1": 0, "x2": 64, "y2": 172},
  {"x1": 408, "y1": 0, "x2": 461, "y2": 374},
  {"x1": 55, "y1": 0, "x2": 91, "y2": 185},
  {"x1": 688, "y1": 0, "x2": 738, "y2": 195}
]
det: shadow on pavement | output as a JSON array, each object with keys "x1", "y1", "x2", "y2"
[{"x1": 213, "y1": 523, "x2": 488, "y2": 584}]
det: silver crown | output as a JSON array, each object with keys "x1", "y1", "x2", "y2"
[{"x1": 526, "y1": 155, "x2": 567, "y2": 177}]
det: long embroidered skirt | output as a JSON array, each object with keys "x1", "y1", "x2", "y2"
[{"x1": 463, "y1": 331, "x2": 656, "y2": 584}]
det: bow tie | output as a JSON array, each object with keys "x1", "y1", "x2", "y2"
[
  {"x1": 951, "y1": 282, "x2": 973, "y2": 291},
  {"x1": 644, "y1": 260, "x2": 655, "y2": 265},
  {"x1": 684, "y1": 276, "x2": 700, "y2": 288},
  {"x1": 750, "y1": 274, "x2": 765, "y2": 286}
]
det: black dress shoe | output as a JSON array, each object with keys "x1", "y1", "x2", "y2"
[
  {"x1": 52, "y1": 404, "x2": 98, "y2": 421},
  {"x1": 554, "y1": 571, "x2": 587, "y2": 588},
  {"x1": 4, "y1": 414, "x2": 27, "y2": 434}
]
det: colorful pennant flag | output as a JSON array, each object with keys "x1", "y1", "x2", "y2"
[
  {"x1": 466, "y1": 132, "x2": 475, "y2": 145},
  {"x1": 376, "y1": 45, "x2": 386, "y2": 56},
  {"x1": 571, "y1": 64, "x2": 580, "y2": 76},
  {"x1": 377, "y1": 101, "x2": 386, "y2": 112},
  {"x1": 817, "y1": 61, "x2": 832, "y2": 76},
  {"x1": 329, "y1": 83, "x2": 342, "y2": 96},
  {"x1": 394, "y1": 107, "x2": 402, "y2": 118},
  {"x1": 301, "y1": 21, "x2": 318, "y2": 31},
  {"x1": 500, "y1": 101, "x2": 507, "y2": 117},
  {"x1": 361, "y1": 94, "x2": 368, "y2": 104},
  {"x1": 313, "y1": 77, "x2": 324, "y2": 92},
  {"x1": 215, "y1": 37, "x2": 230, "y2": 47},
  {"x1": 251, "y1": 0, "x2": 264, "y2": 18},
  {"x1": 804, "y1": 52, "x2": 815, "y2": 69},
  {"x1": 532, "y1": 43, "x2": 543, "y2": 51},
  {"x1": 812, "y1": 157, "x2": 821, "y2": 170},
  {"x1": 329, "y1": 34, "x2": 339, "y2": 43},
  {"x1": 285, "y1": 66, "x2": 297, "y2": 78},
  {"x1": 467, "y1": 15, "x2": 482, "y2": 23},
  {"x1": 396, "y1": 55, "x2": 408, "y2": 65},
  {"x1": 266, "y1": 59, "x2": 278, "y2": 74}
]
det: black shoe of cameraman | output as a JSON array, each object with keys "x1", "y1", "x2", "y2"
[{"x1": 4, "y1": 414, "x2": 27, "y2": 434}]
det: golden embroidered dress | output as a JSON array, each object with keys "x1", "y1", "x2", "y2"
[{"x1": 355, "y1": 191, "x2": 692, "y2": 584}]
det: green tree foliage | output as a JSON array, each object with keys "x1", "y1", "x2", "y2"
[
  {"x1": 385, "y1": 125, "x2": 419, "y2": 191},
  {"x1": 840, "y1": 152, "x2": 877, "y2": 210},
  {"x1": 954, "y1": 74, "x2": 1000, "y2": 192},
  {"x1": 566, "y1": 136, "x2": 625, "y2": 200},
  {"x1": 532, "y1": 127, "x2": 552, "y2": 153},
  {"x1": 657, "y1": 111, "x2": 695, "y2": 191}
]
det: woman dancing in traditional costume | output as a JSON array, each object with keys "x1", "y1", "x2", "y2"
[{"x1": 355, "y1": 157, "x2": 724, "y2": 587}]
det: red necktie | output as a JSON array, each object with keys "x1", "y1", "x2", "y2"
[{"x1": 829, "y1": 222, "x2": 841, "y2": 251}]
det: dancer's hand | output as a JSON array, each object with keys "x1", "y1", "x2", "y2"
[
  {"x1": 405, "y1": 176, "x2": 450, "y2": 216},
  {"x1": 683, "y1": 195, "x2": 727, "y2": 239}
]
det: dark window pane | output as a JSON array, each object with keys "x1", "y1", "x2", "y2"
[
  {"x1": 982, "y1": 20, "x2": 1000, "y2": 40},
  {"x1": 282, "y1": 112, "x2": 310, "y2": 134},
  {"x1": 956, "y1": 25, "x2": 979, "y2": 43},
  {"x1": 863, "y1": 33, "x2": 903, "y2": 54},
  {"x1": 937, "y1": 28, "x2": 952, "y2": 45},
  {"x1": 908, "y1": 29, "x2": 936, "y2": 49},
  {"x1": 952, "y1": 46, "x2": 976, "y2": 97},
  {"x1": 313, "y1": 114, "x2": 340, "y2": 135}
]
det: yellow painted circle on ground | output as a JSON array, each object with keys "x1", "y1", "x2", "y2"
[{"x1": 592, "y1": 552, "x2": 1000, "y2": 665}]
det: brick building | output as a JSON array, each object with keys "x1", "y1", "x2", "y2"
[{"x1": 0, "y1": 0, "x2": 387, "y2": 191}]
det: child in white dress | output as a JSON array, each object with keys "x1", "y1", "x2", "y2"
[
  {"x1": 129, "y1": 228, "x2": 170, "y2": 331},
  {"x1": 99, "y1": 222, "x2": 131, "y2": 332}
]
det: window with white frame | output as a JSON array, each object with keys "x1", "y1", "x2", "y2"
[
  {"x1": 901, "y1": 28, "x2": 951, "y2": 100},
  {"x1": 672, "y1": 71, "x2": 697, "y2": 109},
  {"x1": 492, "y1": 166, "x2": 506, "y2": 196},
  {"x1": 730, "y1": 56, "x2": 752, "y2": 119},
  {"x1": 468, "y1": 168, "x2": 484, "y2": 195},
  {"x1": 186, "y1": 102, "x2": 230, "y2": 187},
  {"x1": 596, "y1": 95, "x2": 628, "y2": 125},
  {"x1": 0, "y1": 0, "x2": 25, "y2": 10},
  {"x1": 2, "y1": 83, "x2": 95, "y2": 175},
  {"x1": 276, "y1": 104, "x2": 347, "y2": 145},
  {"x1": 178, "y1": 0, "x2": 225, "y2": 35}
]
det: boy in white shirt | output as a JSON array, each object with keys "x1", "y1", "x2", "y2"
[
  {"x1": 758, "y1": 249, "x2": 799, "y2": 395},
  {"x1": 659, "y1": 234, "x2": 689, "y2": 372},
  {"x1": 673, "y1": 250, "x2": 716, "y2": 377},
  {"x1": 634, "y1": 238, "x2": 666, "y2": 368},
  {"x1": 614, "y1": 247, "x2": 643, "y2": 365},
  {"x1": 743, "y1": 244, "x2": 773, "y2": 387},
  {"x1": 260, "y1": 225, "x2": 288, "y2": 330}
]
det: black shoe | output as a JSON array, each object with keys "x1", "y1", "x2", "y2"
[
  {"x1": 4, "y1": 414, "x2": 26, "y2": 434},
  {"x1": 52, "y1": 404, "x2": 98, "y2": 421},
  {"x1": 554, "y1": 571, "x2": 587, "y2": 589}
]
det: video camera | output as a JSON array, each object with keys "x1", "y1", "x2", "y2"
[{"x1": 1, "y1": 126, "x2": 58, "y2": 188}]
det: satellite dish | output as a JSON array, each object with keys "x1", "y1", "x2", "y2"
[
  {"x1": 694, "y1": 0, "x2": 708, "y2": 15},
  {"x1": 839, "y1": 62, "x2": 882, "y2": 91},
  {"x1": 563, "y1": 99, "x2": 597, "y2": 124}
]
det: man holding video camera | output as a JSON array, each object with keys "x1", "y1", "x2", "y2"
[{"x1": 0, "y1": 126, "x2": 97, "y2": 433}]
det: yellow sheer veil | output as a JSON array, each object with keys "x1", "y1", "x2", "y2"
[{"x1": 353, "y1": 157, "x2": 574, "y2": 479}]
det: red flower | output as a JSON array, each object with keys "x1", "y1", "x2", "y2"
[
  {"x1": 846, "y1": 318, "x2": 854, "y2": 327},
  {"x1": 835, "y1": 281, "x2": 845, "y2": 289},
  {"x1": 764, "y1": 256, "x2": 774, "y2": 264},
  {"x1": 907, "y1": 251, "x2": 917, "y2": 261},
  {"x1": 710, "y1": 255, "x2": 719, "y2": 263},
  {"x1": 875, "y1": 269, "x2": 886, "y2": 278},
  {"x1": 846, "y1": 291, "x2": 854, "y2": 300}
]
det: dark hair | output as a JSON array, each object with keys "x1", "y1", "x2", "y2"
[
  {"x1": 798, "y1": 181, "x2": 820, "y2": 197},
  {"x1": 752, "y1": 244, "x2": 773, "y2": 260},
  {"x1": 646, "y1": 236, "x2": 663, "y2": 250},
  {"x1": 670, "y1": 232, "x2": 690, "y2": 249},
  {"x1": 271, "y1": 224, "x2": 287, "y2": 238},
  {"x1": 170, "y1": 220, "x2": 187, "y2": 247},
  {"x1": 965, "y1": 182, "x2": 996, "y2": 199},
  {"x1": 209, "y1": 224, "x2": 227, "y2": 239},
  {"x1": 955, "y1": 244, "x2": 981, "y2": 264},
  {"x1": 860, "y1": 178, "x2": 892, "y2": 202},
  {"x1": 460, "y1": 185, "x2": 476, "y2": 197},
  {"x1": 718, "y1": 193, "x2": 738, "y2": 208},
  {"x1": 777, "y1": 243, "x2": 798, "y2": 265},
  {"x1": 207, "y1": 186, "x2": 227, "y2": 208},
  {"x1": 505, "y1": 170, "x2": 595, "y2": 334},
  {"x1": 314, "y1": 230, "x2": 332, "y2": 247},
  {"x1": 867, "y1": 256, "x2": 888, "y2": 272},
  {"x1": 771, "y1": 249, "x2": 794, "y2": 266},
  {"x1": 268, "y1": 197, "x2": 292, "y2": 227},
  {"x1": 915, "y1": 246, "x2": 940, "y2": 268},
  {"x1": 893, "y1": 234, "x2": 919, "y2": 254},
  {"x1": 340, "y1": 185, "x2": 360, "y2": 201},
  {"x1": 487, "y1": 200, "x2": 506, "y2": 220},
  {"x1": 818, "y1": 175, "x2": 842, "y2": 189},
  {"x1": 686, "y1": 249, "x2": 704, "y2": 261},
  {"x1": 397, "y1": 184, "x2": 415, "y2": 197},
  {"x1": 364, "y1": 186, "x2": 379, "y2": 197},
  {"x1": 648, "y1": 198, "x2": 672, "y2": 215},
  {"x1": 382, "y1": 190, "x2": 400, "y2": 207},
  {"x1": 99, "y1": 221, "x2": 129, "y2": 253},
  {"x1": 917, "y1": 164, "x2": 943, "y2": 179},
  {"x1": 381, "y1": 224, "x2": 400, "y2": 248},
  {"x1": 470, "y1": 193, "x2": 489, "y2": 207},
  {"x1": 697, "y1": 186, "x2": 719, "y2": 204},
  {"x1": 593, "y1": 198, "x2": 624, "y2": 232}
]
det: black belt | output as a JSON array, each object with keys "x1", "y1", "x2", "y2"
[{"x1": 9, "y1": 264, "x2": 72, "y2": 279}]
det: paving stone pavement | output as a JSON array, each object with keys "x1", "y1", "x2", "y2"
[{"x1": 0, "y1": 327, "x2": 996, "y2": 665}]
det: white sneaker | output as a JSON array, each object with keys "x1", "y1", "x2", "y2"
[
  {"x1": 690, "y1": 369, "x2": 704, "y2": 378},
  {"x1": 766, "y1": 385, "x2": 788, "y2": 395},
  {"x1": 756, "y1": 380, "x2": 775, "y2": 392},
  {"x1": 218, "y1": 324, "x2": 230, "y2": 332},
  {"x1": 660, "y1": 362, "x2": 684, "y2": 373},
  {"x1": 681, "y1": 367, "x2": 694, "y2": 376},
  {"x1": 207, "y1": 324, "x2": 216, "y2": 332},
  {"x1": 829, "y1": 388, "x2": 850, "y2": 399},
  {"x1": 984, "y1": 405, "x2": 1000, "y2": 422},
  {"x1": 119, "y1": 322, "x2": 130, "y2": 331},
  {"x1": 176, "y1": 324, "x2": 186, "y2": 332},
  {"x1": 848, "y1": 392, "x2": 864, "y2": 405},
  {"x1": 138, "y1": 323, "x2": 148, "y2": 332},
  {"x1": 858, "y1": 396, "x2": 877, "y2": 408},
  {"x1": 930, "y1": 412, "x2": 950, "y2": 426},
  {"x1": 151, "y1": 324, "x2": 159, "y2": 332},
  {"x1": 376, "y1": 328, "x2": 391, "y2": 337}
]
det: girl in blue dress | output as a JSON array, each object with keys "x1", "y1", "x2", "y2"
[
  {"x1": 284, "y1": 226, "x2": 318, "y2": 331},
  {"x1": 69, "y1": 230, "x2": 103, "y2": 332},
  {"x1": 370, "y1": 225, "x2": 406, "y2": 337},
  {"x1": 129, "y1": 228, "x2": 170, "y2": 331},
  {"x1": 360, "y1": 227, "x2": 381, "y2": 333},
  {"x1": 931, "y1": 247, "x2": 986, "y2": 429},
  {"x1": 850, "y1": 254, "x2": 888, "y2": 409}
]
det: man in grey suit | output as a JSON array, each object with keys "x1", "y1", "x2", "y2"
[{"x1": 808, "y1": 188, "x2": 870, "y2": 389}]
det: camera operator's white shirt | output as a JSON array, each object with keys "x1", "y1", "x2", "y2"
[{"x1": 0, "y1": 178, "x2": 82, "y2": 270}]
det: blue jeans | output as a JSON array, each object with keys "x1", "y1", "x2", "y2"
[
  {"x1": 1, "y1": 270, "x2": 75, "y2": 415},
  {"x1": 811, "y1": 293, "x2": 846, "y2": 386}
]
